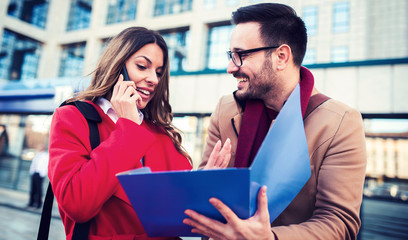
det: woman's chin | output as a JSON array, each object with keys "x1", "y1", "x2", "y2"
[{"x1": 137, "y1": 102, "x2": 146, "y2": 110}]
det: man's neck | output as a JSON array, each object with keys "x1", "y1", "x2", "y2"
[{"x1": 263, "y1": 68, "x2": 301, "y2": 111}]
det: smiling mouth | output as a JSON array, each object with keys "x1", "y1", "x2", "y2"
[
  {"x1": 237, "y1": 78, "x2": 248, "y2": 83},
  {"x1": 136, "y1": 87, "x2": 151, "y2": 96}
]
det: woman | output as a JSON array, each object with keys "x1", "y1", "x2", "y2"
[{"x1": 48, "y1": 27, "x2": 230, "y2": 240}]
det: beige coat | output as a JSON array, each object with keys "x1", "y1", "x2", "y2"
[{"x1": 199, "y1": 89, "x2": 367, "y2": 240}]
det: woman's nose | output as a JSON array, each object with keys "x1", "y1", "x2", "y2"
[{"x1": 146, "y1": 70, "x2": 159, "y2": 85}]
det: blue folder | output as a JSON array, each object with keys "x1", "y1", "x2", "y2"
[{"x1": 116, "y1": 84, "x2": 311, "y2": 237}]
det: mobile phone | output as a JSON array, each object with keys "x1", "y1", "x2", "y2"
[{"x1": 121, "y1": 65, "x2": 130, "y2": 81}]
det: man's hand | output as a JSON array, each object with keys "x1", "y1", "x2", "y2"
[
  {"x1": 183, "y1": 186, "x2": 275, "y2": 240},
  {"x1": 203, "y1": 138, "x2": 231, "y2": 170}
]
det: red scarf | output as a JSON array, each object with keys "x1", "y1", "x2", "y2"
[{"x1": 234, "y1": 67, "x2": 314, "y2": 168}]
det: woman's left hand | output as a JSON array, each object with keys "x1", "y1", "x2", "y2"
[{"x1": 203, "y1": 138, "x2": 231, "y2": 169}]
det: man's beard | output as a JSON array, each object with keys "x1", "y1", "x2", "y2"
[{"x1": 235, "y1": 58, "x2": 278, "y2": 102}]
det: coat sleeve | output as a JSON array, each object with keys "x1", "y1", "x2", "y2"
[
  {"x1": 271, "y1": 108, "x2": 367, "y2": 239},
  {"x1": 199, "y1": 97, "x2": 224, "y2": 169},
  {"x1": 48, "y1": 106, "x2": 156, "y2": 223}
]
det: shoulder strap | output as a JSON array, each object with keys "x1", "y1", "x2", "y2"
[
  {"x1": 303, "y1": 93, "x2": 330, "y2": 120},
  {"x1": 37, "y1": 101, "x2": 101, "y2": 240},
  {"x1": 73, "y1": 101, "x2": 102, "y2": 149}
]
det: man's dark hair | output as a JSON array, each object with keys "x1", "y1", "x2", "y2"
[{"x1": 231, "y1": 3, "x2": 307, "y2": 66}]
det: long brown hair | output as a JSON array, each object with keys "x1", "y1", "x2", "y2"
[{"x1": 67, "y1": 27, "x2": 191, "y2": 162}]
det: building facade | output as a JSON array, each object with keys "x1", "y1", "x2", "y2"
[{"x1": 0, "y1": 0, "x2": 407, "y2": 199}]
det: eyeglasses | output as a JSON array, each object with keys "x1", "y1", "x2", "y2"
[{"x1": 227, "y1": 45, "x2": 280, "y2": 67}]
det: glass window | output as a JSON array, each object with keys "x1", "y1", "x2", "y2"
[
  {"x1": 161, "y1": 29, "x2": 190, "y2": 72},
  {"x1": 66, "y1": 0, "x2": 93, "y2": 31},
  {"x1": 59, "y1": 42, "x2": 86, "y2": 77},
  {"x1": 302, "y1": 6, "x2": 318, "y2": 36},
  {"x1": 203, "y1": 0, "x2": 215, "y2": 10},
  {"x1": 153, "y1": 0, "x2": 192, "y2": 16},
  {"x1": 20, "y1": 51, "x2": 40, "y2": 80},
  {"x1": 106, "y1": 0, "x2": 137, "y2": 24},
  {"x1": 333, "y1": 2, "x2": 349, "y2": 33},
  {"x1": 0, "y1": 30, "x2": 13, "y2": 80},
  {"x1": 6, "y1": 0, "x2": 49, "y2": 29},
  {"x1": 0, "y1": 29, "x2": 42, "y2": 80},
  {"x1": 173, "y1": 115, "x2": 211, "y2": 168},
  {"x1": 100, "y1": 38, "x2": 111, "y2": 55},
  {"x1": 303, "y1": 49, "x2": 316, "y2": 65},
  {"x1": 226, "y1": 0, "x2": 238, "y2": 6},
  {"x1": 0, "y1": 114, "x2": 51, "y2": 191},
  {"x1": 363, "y1": 117, "x2": 408, "y2": 201},
  {"x1": 331, "y1": 46, "x2": 348, "y2": 62},
  {"x1": 206, "y1": 24, "x2": 234, "y2": 70}
]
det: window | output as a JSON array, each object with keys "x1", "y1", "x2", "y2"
[
  {"x1": 0, "y1": 30, "x2": 12, "y2": 80},
  {"x1": 7, "y1": 0, "x2": 49, "y2": 29},
  {"x1": 331, "y1": 46, "x2": 348, "y2": 62},
  {"x1": 66, "y1": 0, "x2": 93, "y2": 31},
  {"x1": 0, "y1": 55, "x2": 8, "y2": 80},
  {"x1": 0, "y1": 29, "x2": 42, "y2": 80},
  {"x1": 59, "y1": 42, "x2": 86, "y2": 77},
  {"x1": 0, "y1": 114, "x2": 51, "y2": 191},
  {"x1": 226, "y1": 0, "x2": 238, "y2": 6},
  {"x1": 20, "y1": 51, "x2": 40, "y2": 80},
  {"x1": 100, "y1": 38, "x2": 112, "y2": 54},
  {"x1": 363, "y1": 117, "x2": 408, "y2": 201},
  {"x1": 333, "y1": 2, "x2": 349, "y2": 33},
  {"x1": 203, "y1": 0, "x2": 215, "y2": 10},
  {"x1": 206, "y1": 24, "x2": 234, "y2": 70},
  {"x1": 106, "y1": 0, "x2": 137, "y2": 24},
  {"x1": 302, "y1": 6, "x2": 318, "y2": 36},
  {"x1": 153, "y1": 0, "x2": 192, "y2": 16},
  {"x1": 173, "y1": 115, "x2": 211, "y2": 168},
  {"x1": 303, "y1": 49, "x2": 316, "y2": 65},
  {"x1": 161, "y1": 29, "x2": 190, "y2": 72}
]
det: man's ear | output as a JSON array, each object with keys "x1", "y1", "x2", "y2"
[{"x1": 275, "y1": 44, "x2": 291, "y2": 71}]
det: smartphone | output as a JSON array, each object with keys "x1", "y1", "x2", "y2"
[{"x1": 121, "y1": 65, "x2": 130, "y2": 81}]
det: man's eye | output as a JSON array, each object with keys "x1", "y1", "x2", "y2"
[{"x1": 240, "y1": 53, "x2": 249, "y2": 58}]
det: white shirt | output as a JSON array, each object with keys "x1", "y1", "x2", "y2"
[
  {"x1": 30, "y1": 151, "x2": 49, "y2": 177},
  {"x1": 96, "y1": 97, "x2": 144, "y2": 124}
]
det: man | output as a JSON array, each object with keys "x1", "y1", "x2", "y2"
[
  {"x1": 183, "y1": 3, "x2": 367, "y2": 240},
  {"x1": 28, "y1": 144, "x2": 49, "y2": 208}
]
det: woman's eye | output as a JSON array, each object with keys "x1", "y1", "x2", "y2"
[
  {"x1": 156, "y1": 72, "x2": 163, "y2": 78},
  {"x1": 137, "y1": 64, "x2": 147, "y2": 70}
]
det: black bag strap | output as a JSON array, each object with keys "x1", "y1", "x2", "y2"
[{"x1": 37, "y1": 101, "x2": 101, "y2": 240}]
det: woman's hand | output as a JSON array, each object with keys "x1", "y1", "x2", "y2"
[
  {"x1": 110, "y1": 74, "x2": 142, "y2": 124},
  {"x1": 203, "y1": 138, "x2": 231, "y2": 170}
]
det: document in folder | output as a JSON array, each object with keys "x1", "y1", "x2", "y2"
[{"x1": 116, "y1": 84, "x2": 311, "y2": 237}]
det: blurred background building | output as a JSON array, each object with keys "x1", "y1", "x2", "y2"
[{"x1": 0, "y1": 0, "x2": 407, "y2": 231}]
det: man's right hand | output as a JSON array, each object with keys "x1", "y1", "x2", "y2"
[{"x1": 203, "y1": 138, "x2": 231, "y2": 170}]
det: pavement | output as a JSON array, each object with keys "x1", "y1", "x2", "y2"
[
  {"x1": 0, "y1": 187, "x2": 201, "y2": 240},
  {"x1": 0, "y1": 187, "x2": 65, "y2": 240},
  {"x1": 1, "y1": 186, "x2": 408, "y2": 240}
]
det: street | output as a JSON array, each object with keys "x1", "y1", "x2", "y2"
[
  {"x1": 0, "y1": 190, "x2": 407, "y2": 240},
  {"x1": 0, "y1": 205, "x2": 65, "y2": 240}
]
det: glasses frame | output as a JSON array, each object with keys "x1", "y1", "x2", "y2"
[{"x1": 227, "y1": 45, "x2": 280, "y2": 67}]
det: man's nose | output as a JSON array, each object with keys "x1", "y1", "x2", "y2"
[{"x1": 227, "y1": 60, "x2": 239, "y2": 74}]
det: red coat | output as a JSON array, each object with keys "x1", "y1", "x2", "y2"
[{"x1": 48, "y1": 102, "x2": 192, "y2": 240}]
